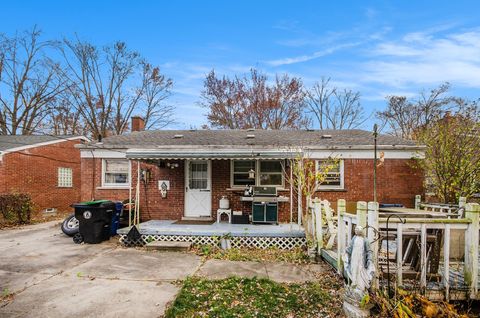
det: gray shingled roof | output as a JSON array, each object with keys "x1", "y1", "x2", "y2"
[
  {"x1": 0, "y1": 135, "x2": 84, "y2": 152},
  {"x1": 82, "y1": 129, "x2": 419, "y2": 149}
]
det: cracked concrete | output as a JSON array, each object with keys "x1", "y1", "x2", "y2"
[
  {"x1": 0, "y1": 221, "x2": 327, "y2": 317},
  {"x1": 0, "y1": 222, "x2": 200, "y2": 317}
]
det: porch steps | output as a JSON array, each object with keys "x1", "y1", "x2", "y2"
[{"x1": 145, "y1": 240, "x2": 192, "y2": 252}]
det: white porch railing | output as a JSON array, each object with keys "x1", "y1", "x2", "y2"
[{"x1": 309, "y1": 198, "x2": 480, "y2": 300}]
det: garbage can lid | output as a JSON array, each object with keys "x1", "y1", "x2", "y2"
[{"x1": 74, "y1": 200, "x2": 112, "y2": 207}]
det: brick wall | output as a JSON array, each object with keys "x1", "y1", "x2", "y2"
[
  {"x1": 314, "y1": 159, "x2": 424, "y2": 211},
  {"x1": 80, "y1": 157, "x2": 423, "y2": 222},
  {"x1": 0, "y1": 140, "x2": 83, "y2": 213}
]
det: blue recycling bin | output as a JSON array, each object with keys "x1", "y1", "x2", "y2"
[{"x1": 110, "y1": 202, "x2": 123, "y2": 236}]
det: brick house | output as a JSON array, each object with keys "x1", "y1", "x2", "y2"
[
  {"x1": 0, "y1": 135, "x2": 88, "y2": 214},
  {"x1": 78, "y1": 117, "x2": 424, "y2": 224}
]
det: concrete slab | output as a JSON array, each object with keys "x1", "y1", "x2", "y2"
[
  {"x1": 196, "y1": 259, "x2": 269, "y2": 279},
  {"x1": 0, "y1": 274, "x2": 179, "y2": 318},
  {"x1": 64, "y1": 248, "x2": 202, "y2": 281},
  {"x1": 0, "y1": 269, "x2": 51, "y2": 294},
  {"x1": 0, "y1": 223, "x2": 113, "y2": 276}
]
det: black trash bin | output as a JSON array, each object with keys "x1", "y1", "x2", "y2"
[{"x1": 74, "y1": 200, "x2": 116, "y2": 244}]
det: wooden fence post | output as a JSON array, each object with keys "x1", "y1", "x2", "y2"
[
  {"x1": 464, "y1": 203, "x2": 479, "y2": 298},
  {"x1": 357, "y1": 201, "x2": 367, "y2": 229},
  {"x1": 367, "y1": 201, "x2": 379, "y2": 289},
  {"x1": 337, "y1": 199, "x2": 346, "y2": 275},
  {"x1": 458, "y1": 197, "x2": 467, "y2": 208},
  {"x1": 415, "y1": 194, "x2": 421, "y2": 210},
  {"x1": 313, "y1": 198, "x2": 323, "y2": 252}
]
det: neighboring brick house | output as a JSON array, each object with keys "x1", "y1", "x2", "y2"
[
  {"x1": 78, "y1": 118, "x2": 424, "y2": 223},
  {"x1": 0, "y1": 135, "x2": 88, "y2": 213}
]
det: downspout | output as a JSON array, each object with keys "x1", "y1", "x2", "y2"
[
  {"x1": 90, "y1": 149, "x2": 95, "y2": 201},
  {"x1": 290, "y1": 159, "x2": 293, "y2": 225},
  {"x1": 128, "y1": 159, "x2": 132, "y2": 228}
]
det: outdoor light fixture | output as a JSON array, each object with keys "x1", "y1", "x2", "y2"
[
  {"x1": 166, "y1": 162, "x2": 179, "y2": 169},
  {"x1": 248, "y1": 168, "x2": 255, "y2": 179}
]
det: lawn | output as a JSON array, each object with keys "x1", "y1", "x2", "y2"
[{"x1": 164, "y1": 276, "x2": 344, "y2": 318}]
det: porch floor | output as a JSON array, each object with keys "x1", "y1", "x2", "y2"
[{"x1": 117, "y1": 220, "x2": 305, "y2": 238}]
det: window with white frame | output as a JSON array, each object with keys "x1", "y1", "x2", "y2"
[
  {"x1": 231, "y1": 160, "x2": 283, "y2": 187},
  {"x1": 259, "y1": 160, "x2": 283, "y2": 186},
  {"x1": 232, "y1": 160, "x2": 256, "y2": 187},
  {"x1": 316, "y1": 159, "x2": 344, "y2": 189},
  {"x1": 58, "y1": 167, "x2": 73, "y2": 187},
  {"x1": 103, "y1": 159, "x2": 129, "y2": 187}
]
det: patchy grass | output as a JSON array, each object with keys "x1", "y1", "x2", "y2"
[
  {"x1": 164, "y1": 276, "x2": 343, "y2": 318},
  {"x1": 192, "y1": 245, "x2": 311, "y2": 264}
]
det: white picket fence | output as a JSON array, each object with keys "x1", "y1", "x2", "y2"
[{"x1": 306, "y1": 198, "x2": 480, "y2": 300}]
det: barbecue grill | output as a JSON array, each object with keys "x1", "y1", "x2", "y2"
[{"x1": 252, "y1": 186, "x2": 278, "y2": 224}]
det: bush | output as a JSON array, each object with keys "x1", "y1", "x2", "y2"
[{"x1": 0, "y1": 193, "x2": 33, "y2": 224}]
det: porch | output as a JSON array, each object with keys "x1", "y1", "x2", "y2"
[{"x1": 118, "y1": 220, "x2": 307, "y2": 249}]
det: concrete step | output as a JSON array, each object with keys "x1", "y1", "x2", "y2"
[{"x1": 145, "y1": 240, "x2": 192, "y2": 252}]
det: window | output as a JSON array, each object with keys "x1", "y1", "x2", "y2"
[
  {"x1": 259, "y1": 161, "x2": 283, "y2": 186},
  {"x1": 58, "y1": 167, "x2": 73, "y2": 187},
  {"x1": 316, "y1": 160, "x2": 344, "y2": 190},
  {"x1": 103, "y1": 159, "x2": 129, "y2": 187},
  {"x1": 231, "y1": 160, "x2": 283, "y2": 187},
  {"x1": 232, "y1": 160, "x2": 256, "y2": 187},
  {"x1": 189, "y1": 161, "x2": 208, "y2": 189}
]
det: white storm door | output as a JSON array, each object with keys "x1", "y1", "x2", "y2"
[{"x1": 185, "y1": 160, "x2": 211, "y2": 217}]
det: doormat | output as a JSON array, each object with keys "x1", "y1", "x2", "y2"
[{"x1": 173, "y1": 220, "x2": 215, "y2": 225}]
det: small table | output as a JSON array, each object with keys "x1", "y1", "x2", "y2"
[{"x1": 217, "y1": 209, "x2": 232, "y2": 223}]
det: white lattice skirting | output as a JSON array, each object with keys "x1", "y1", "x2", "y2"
[{"x1": 119, "y1": 234, "x2": 307, "y2": 250}]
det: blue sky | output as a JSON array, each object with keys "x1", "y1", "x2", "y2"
[{"x1": 2, "y1": 0, "x2": 480, "y2": 130}]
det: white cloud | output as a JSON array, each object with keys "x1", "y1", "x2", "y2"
[
  {"x1": 361, "y1": 28, "x2": 480, "y2": 88},
  {"x1": 266, "y1": 42, "x2": 361, "y2": 66}
]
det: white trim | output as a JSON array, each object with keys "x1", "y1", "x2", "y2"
[
  {"x1": 101, "y1": 159, "x2": 131, "y2": 188},
  {"x1": 316, "y1": 159, "x2": 345, "y2": 190},
  {"x1": 308, "y1": 149, "x2": 423, "y2": 159},
  {"x1": 81, "y1": 149, "x2": 127, "y2": 158},
  {"x1": 1, "y1": 136, "x2": 88, "y2": 155}
]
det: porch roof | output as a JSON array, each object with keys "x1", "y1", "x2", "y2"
[{"x1": 125, "y1": 148, "x2": 302, "y2": 160}]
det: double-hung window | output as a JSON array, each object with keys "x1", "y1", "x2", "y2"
[
  {"x1": 231, "y1": 160, "x2": 283, "y2": 187},
  {"x1": 316, "y1": 159, "x2": 344, "y2": 190},
  {"x1": 259, "y1": 161, "x2": 283, "y2": 186},
  {"x1": 103, "y1": 159, "x2": 129, "y2": 187}
]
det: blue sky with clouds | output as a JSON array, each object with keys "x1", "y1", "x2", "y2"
[{"x1": 2, "y1": 0, "x2": 480, "y2": 130}]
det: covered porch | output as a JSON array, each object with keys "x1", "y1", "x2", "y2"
[{"x1": 125, "y1": 147, "x2": 303, "y2": 224}]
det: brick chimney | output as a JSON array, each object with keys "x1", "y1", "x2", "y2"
[{"x1": 131, "y1": 116, "x2": 145, "y2": 132}]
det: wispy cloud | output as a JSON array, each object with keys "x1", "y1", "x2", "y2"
[
  {"x1": 361, "y1": 28, "x2": 480, "y2": 87},
  {"x1": 266, "y1": 42, "x2": 362, "y2": 66}
]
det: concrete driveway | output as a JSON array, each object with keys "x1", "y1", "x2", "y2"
[
  {"x1": 0, "y1": 221, "x2": 201, "y2": 318},
  {"x1": 0, "y1": 221, "x2": 327, "y2": 318}
]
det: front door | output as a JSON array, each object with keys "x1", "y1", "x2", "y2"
[{"x1": 185, "y1": 160, "x2": 211, "y2": 217}]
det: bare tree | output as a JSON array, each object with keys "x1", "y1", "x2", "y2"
[
  {"x1": 60, "y1": 39, "x2": 142, "y2": 138},
  {"x1": 201, "y1": 69, "x2": 309, "y2": 129},
  {"x1": 0, "y1": 27, "x2": 64, "y2": 135},
  {"x1": 140, "y1": 62, "x2": 174, "y2": 129},
  {"x1": 377, "y1": 83, "x2": 458, "y2": 139},
  {"x1": 306, "y1": 77, "x2": 366, "y2": 130},
  {"x1": 46, "y1": 90, "x2": 87, "y2": 135}
]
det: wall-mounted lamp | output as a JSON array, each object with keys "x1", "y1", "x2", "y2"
[{"x1": 166, "y1": 162, "x2": 179, "y2": 169}]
